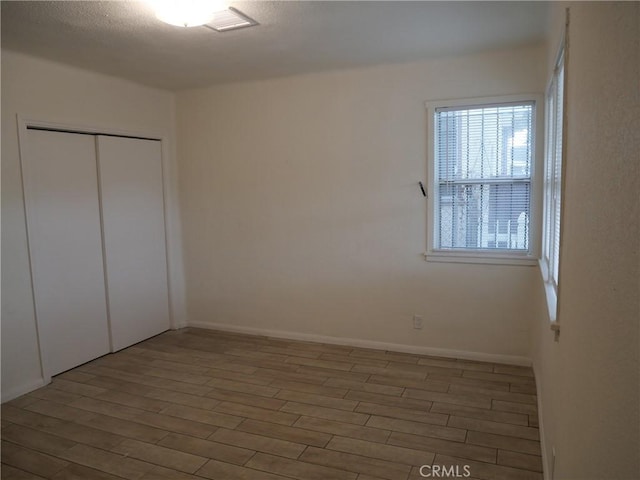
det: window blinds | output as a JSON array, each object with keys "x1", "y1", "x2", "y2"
[
  {"x1": 434, "y1": 102, "x2": 534, "y2": 251},
  {"x1": 547, "y1": 61, "x2": 564, "y2": 288}
]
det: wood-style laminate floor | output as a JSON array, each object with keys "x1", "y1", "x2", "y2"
[{"x1": 1, "y1": 328, "x2": 542, "y2": 480}]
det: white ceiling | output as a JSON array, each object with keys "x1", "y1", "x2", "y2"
[{"x1": 1, "y1": 1, "x2": 549, "y2": 91}]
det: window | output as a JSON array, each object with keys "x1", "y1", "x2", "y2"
[
  {"x1": 425, "y1": 95, "x2": 541, "y2": 265},
  {"x1": 541, "y1": 47, "x2": 565, "y2": 321}
]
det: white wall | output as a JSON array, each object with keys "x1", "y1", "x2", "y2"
[
  {"x1": 1, "y1": 50, "x2": 184, "y2": 401},
  {"x1": 532, "y1": 3, "x2": 639, "y2": 478},
  {"x1": 177, "y1": 45, "x2": 546, "y2": 361}
]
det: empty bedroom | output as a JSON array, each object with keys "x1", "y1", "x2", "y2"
[{"x1": 1, "y1": 1, "x2": 638, "y2": 479}]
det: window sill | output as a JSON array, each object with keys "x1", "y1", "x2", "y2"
[
  {"x1": 424, "y1": 251, "x2": 538, "y2": 267},
  {"x1": 538, "y1": 259, "x2": 560, "y2": 335}
]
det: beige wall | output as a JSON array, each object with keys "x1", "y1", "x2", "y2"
[
  {"x1": 532, "y1": 3, "x2": 639, "y2": 478},
  {"x1": 177, "y1": 46, "x2": 546, "y2": 361},
  {"x1": 1, "y1": 51, "x2": 183, "y2": 401}
]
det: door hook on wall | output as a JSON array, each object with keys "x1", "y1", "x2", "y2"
[{"x1": 418, "y1": 181, "x2": 427, "y2": 198}]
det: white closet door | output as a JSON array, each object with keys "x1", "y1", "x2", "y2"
[
  {"x1": 23, "y1": 129, "x2": 111, "y2": 377},
  {"x1": 97, "y1": 136, "x2": 170, "y2": 351}
]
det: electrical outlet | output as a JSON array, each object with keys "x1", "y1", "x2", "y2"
[{"x1": 413, "y1": 315, "x2": 423, "y2": 329}]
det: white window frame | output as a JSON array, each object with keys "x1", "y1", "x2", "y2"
[
  {"x1": 540, "y1": 44, "x2": 566, "y2": 325},
  {"x1": 425, "y1": 94, "x2": 544, "y2": 266}
]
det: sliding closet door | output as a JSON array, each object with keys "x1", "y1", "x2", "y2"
[
  {"x1": 97, "y1": 136, "x2": 170, "y2": 351},
  {"x1": 23, "y1": 129, "x2": 111, "y2": 376}
]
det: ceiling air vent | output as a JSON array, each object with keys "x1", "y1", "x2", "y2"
[{"x1": 205, "y1": 7, "x2": 258, "y2": 32}]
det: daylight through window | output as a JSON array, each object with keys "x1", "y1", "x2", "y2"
[
  {"x1": 432, "y1": 101, "x2": 535, "y2": 254},
  {"x1": 542, "y1": 48, "x2": 565, "y2": 298}
]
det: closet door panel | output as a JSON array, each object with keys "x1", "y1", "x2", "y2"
[
  {"x1": 97, "y1": 136, "x2": 170, "y2": 351},
  {"x1": 23, "y1": 129, "x2": 111, "y2": 376}
]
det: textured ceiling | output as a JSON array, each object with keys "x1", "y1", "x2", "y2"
[{"x1": 1, "y1": 1, "x2": 549, "y2": 91}]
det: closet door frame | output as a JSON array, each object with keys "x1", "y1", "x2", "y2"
[{"x1": 17, "y1": 115, "x2": 177, "y2": 383}]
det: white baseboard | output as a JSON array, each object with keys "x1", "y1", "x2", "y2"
[
  {"x1": 186, "y1": 321, "x2": 532, "y2": 366},
  {"x1": 1, "y1": 377, "x2": 49, "y2": 403}
]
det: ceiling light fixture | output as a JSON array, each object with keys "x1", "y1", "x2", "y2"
[{"x1": 149, "y1": 0, "x2": 228, "y2": 28}]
